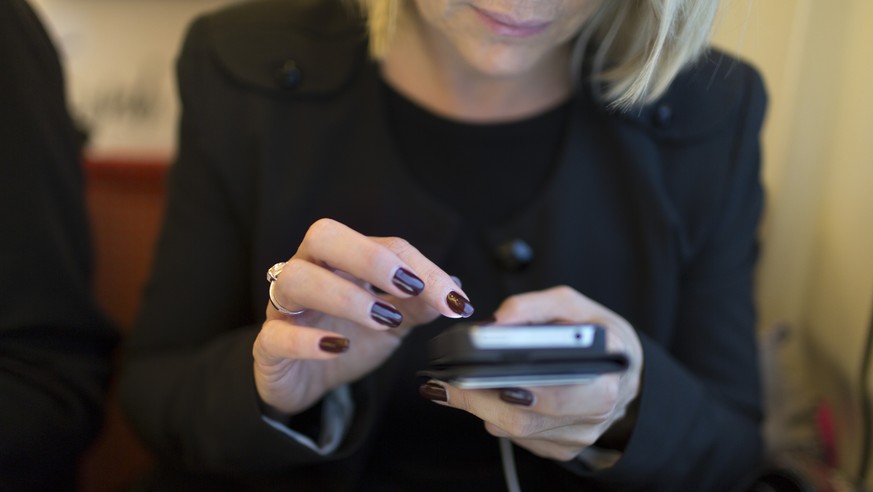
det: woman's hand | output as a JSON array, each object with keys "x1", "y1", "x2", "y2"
[
  {"x1": 420, "y1": 286, "x2": 643, "y2": 462},
  {"x1": 253, "y1": 218, "x2": 474, "y2": 418}
]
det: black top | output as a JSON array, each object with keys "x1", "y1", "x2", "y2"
[
  {"x1": 120, "y1": 2, "x2": 767, "y2": 491},
  {"x1": 384, "y1": 80, "x2": 571, "y2": 227},
  {"x1": 0, "y1": 1, "x2": 117, "y2": 490}
]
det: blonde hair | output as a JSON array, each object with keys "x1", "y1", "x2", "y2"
[{"x1": 353, "y1": 0, "x2": 720, "y2": 109}]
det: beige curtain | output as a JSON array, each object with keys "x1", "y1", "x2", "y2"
[{"x1": 713, "y1": 0, "x2": 873, "y2": 485}]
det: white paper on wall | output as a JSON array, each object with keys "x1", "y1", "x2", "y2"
[{"x1": 30, "y1": 0, "x2": 240, "y2": 159}]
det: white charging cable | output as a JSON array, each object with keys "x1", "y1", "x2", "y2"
[{"x1": 499, "y1": 437, "x2": 522, "y2": 492}]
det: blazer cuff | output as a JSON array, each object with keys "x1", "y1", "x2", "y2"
[{"x1": 260, "y1": 385, "x2": 353, "y2": 455}]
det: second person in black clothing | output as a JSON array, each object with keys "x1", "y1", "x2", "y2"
[{"x1": 1, "y1": 0, "x2": 117, "y2": 489}]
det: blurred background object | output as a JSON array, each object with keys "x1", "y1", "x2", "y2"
[
  {"x1": 711, "y1": 1, "x2": 873, "y2": 489},
  {"x1": 29, "y1": 0, "x2": 240, "y2": 159},
  {"x1": 0, "y1": 0, "x2": 118, "y2": 490},
  {"x1": 27, "y1": 2, "x2": 239, "y2": 491}
]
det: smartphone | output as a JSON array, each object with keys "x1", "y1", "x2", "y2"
[{"x1": 419, "y1": 322, "x2": 629, "y2": 389}]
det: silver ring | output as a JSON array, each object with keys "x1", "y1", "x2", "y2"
[{"x1": 266, "y1": 262, "x2": 305, "y2": 315}]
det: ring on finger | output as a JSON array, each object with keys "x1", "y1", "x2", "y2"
[{"x1": 266, "y1": 262, "x2": 306, "y2": 316}]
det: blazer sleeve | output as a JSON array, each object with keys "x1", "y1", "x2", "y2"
[
  {"x1": 558, "y1": 63, "x2": 768, "y2": 490},
  {"x1": 118, "y1": 16, "x2": 376, "y2": 476}
]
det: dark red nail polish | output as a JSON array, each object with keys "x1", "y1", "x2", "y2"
[
  {"x1": 319, "y1": 336, "x2": 350, "y2": 354},
  {"x1": 371, "y1": 301, "x2": 403, "y2": 328},
  {"x1": 500, "y1": 388, "x2": 534, "y2": 406},
  {"x1": 419, "y1": 382, "x2": 447, "y2": 402},
  {"x1": 393, "y1": 268, "x2": 425, "y2": 296},
  {"x1": 446, "y1": 291, "x2": 474, "y2": 318}
]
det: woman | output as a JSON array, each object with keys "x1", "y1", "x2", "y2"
[{"x1": 120, "y1": 0, "x2": 767, "y2": 490}]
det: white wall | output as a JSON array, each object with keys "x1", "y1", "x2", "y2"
[
  {"x1": 31, "y1": 0, "x2": 240, "y2": 158},
  {"x1": 713, "y1": 0, "x2": 873, "y2": 484},
  {"x1": 803, "y1": 1, "x2": 873, "y2": 480}
]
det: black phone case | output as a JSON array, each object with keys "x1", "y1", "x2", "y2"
[{"x1": 419, "y1": 323, "x2": 629, "y2": 387}]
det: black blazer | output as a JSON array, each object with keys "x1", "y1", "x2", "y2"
[{"x1": 120, "y1": 1, "x2": 768, "y2": 491}]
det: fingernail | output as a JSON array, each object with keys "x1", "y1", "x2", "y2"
[
  {"x1": 500, "y1": 388, "x2": 534, "y2": 406},
  {"x1": 319, "y1": 336, "x2": 350, "y2": 354},
  {"x1": 393, "y1": 268, "x2": 425, "y2": 295},
  {"x1": 371, "y1": 301, "x2": 403, "y2": 328},
  {"x1": 446, "y1": 291, "x2": 474, "y2": 318},
  {"x1": 419, "y1": 382, "x2": 448, "y2": 402}
]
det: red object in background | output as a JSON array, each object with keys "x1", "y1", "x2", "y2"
[
  {"x1": 817, "y1": 402, "x2": 837, "y2": 467},
  {"x1": 83, "y1": 157, "x2": 167, "y2": 329},
  {"x1": 80, "y1": 156, "x2": 168, "y2": 492}
]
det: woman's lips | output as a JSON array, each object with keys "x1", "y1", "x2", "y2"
[{"x1": 472, "y1": 7, "x2": 551, "y2": 38}]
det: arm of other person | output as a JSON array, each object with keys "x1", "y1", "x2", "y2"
[{"x1": 0, "y1": 0, "x2": 117, "y2": 489}]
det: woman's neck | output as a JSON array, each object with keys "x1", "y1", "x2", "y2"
[{"x1": 380, "y1": 8, "x2": 573, "y2": 123}]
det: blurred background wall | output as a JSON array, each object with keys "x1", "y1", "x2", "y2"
[
  {"x1": 30, "y1": 0, "x2": 238, "y2": 158},
  {"x1": 712, "y1": 0, "x2": 873, "y2": 485},
  {"x1": 27, "y1": 0, "x2": 873, "y2": 489}
]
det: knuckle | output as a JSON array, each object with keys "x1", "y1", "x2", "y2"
[
  {"x1": 260, "y1": 320, "x2": 282, "y2": 342},
  {"x1": 553, "y1": 285, "x2": 578, "y2": 301},
  {"x1": 451, "y1": 388, "x2": 471, "y2": 411},
  {"x1": 282, "y1": 257, "x2": 306, "y2": 276},
  {"x1": 278, "y1": 259, "x2": 307, "y2": 292},
  {"x1": 602, "y1": 377, "x2": 620, "y2": 402},
  {"x1": 382, "y1": 236, "x2": 413, "y2": 255},
  {"x1": 423, "y1": 269, "x2": 446, "y2": 293},
  {"x1": 586, "y1": 412, "x2": 612, "y2": 427},
  {"x1": 257, "y1": 321, "x2": 291, "y2": 356},
  {"x1": 588, "y1": 382, "x2": 620, "y2": 421},
  {"x1": 550, "y1": 447, "x2": 581, "y2": 462},
  {"x1": 483, "y1": 421, "x2": 508, "y2": 438},
  {"x1": 311, "y1": 217, "x2": 338, "y2": 232},
  {"x1": 500, "y1": 295, "x2": 524, "y2": 316},
  {"x1": 578, "y1": 427, "x2": 602, "y2": 447},
  {"x1": 304, "y1": 218, "x2": 338, "y2": 245}
]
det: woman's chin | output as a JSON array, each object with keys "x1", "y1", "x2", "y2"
[{"x1": 458, "y1": 47, "x2": 544, "y2": 79}]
